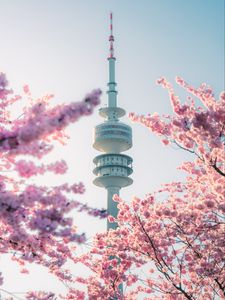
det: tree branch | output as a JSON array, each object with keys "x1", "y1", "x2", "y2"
[{"x1": 215, "y1": 278, "x2": 225, "y2": 297}]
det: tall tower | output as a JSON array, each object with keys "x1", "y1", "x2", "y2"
[{"x1": 93, "y1": 13, "x2": 133, "y2": 230}]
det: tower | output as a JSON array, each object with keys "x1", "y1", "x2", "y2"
[{"x1": 93, "y1": 13, "x2": 133, "y2": 230}]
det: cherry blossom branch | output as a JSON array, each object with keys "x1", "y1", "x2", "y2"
[
  {"x1": 211, "y1": 163, "x2": 225, "y2": 177},
  {"x1": 136, "y1": 216, "x2": 194, "y2": 300},
  {"x1": 172, "y1": 140, "x2": 203, "y2": 161},
  {"x1": 215, "y1": 278, "x2": 225, "y2": 296},
  {"x1": 0, "y1": 89, "x2": 101, "y2": 153},
  {"x1": 0, "y1": 288, "x2": 26, "y2": 300}
]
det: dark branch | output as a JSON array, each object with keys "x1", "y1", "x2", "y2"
[{"x1": 215, "y1": 278, "x2": 225, "y2": 297}]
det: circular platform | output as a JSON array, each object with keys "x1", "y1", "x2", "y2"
[
  {"x1": 93, "y1": 153, "x2": 133, "y2": 188},
  {"x1": 93, "y1": 175, "x2": 133, "y2": 188},
  {"x1": 99, "y1": 107, "x2": 125, "y2": 118},
  {"x1": 93, "y1": 122, "x2": 132, "y2": 153}
]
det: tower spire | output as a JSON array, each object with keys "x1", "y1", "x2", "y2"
[
  {"x1": 107, "y1": 12, "x2": 117, "y2": 109},
  {"x1": 109, "y1": 12, "x2": 114, "y2": 58}
]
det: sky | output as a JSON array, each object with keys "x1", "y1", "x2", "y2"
[{"x1": 0, "y1": 0, "x2": 224, "y2": 298}]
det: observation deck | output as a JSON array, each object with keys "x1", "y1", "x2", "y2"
[
  {"x1": 93, "y1": 121, "x2": 132, "y2": 153},
  {"x1": 93, "y1": 153, "x2": 133, "y2": 188}
]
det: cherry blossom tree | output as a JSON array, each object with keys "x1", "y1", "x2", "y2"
[
  {"x1": 0, "y1": 72, "x2": 106, "y2": 299},
  {"x1": 74, "y1": 78, "x2": 225, "y2": 299},
  {"x1": 1, "y1": 72, "x2": 224, "y2": 300}
]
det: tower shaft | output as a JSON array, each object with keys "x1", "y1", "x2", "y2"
[{"x1": 107, "y1": 57, "x2": 117, "y2": 108}]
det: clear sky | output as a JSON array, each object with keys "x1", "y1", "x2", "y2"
[{"x1": 0, "y1": 0, "x2": 224, "y2": 298}]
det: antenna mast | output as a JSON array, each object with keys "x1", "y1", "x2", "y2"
[{"x1": 109, "y1": 12, "x2": 115, "y2": 58}]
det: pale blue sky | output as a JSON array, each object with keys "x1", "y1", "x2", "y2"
[{"x1": 0, "y1": 0, "x2": 224, "y2": 298}]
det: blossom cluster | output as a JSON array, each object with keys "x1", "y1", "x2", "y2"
[
  {"x1": 73, "y1": 78, "x2": 225, "y2": 299},
  {"x1": 0, "y1": 73, "x2": 104, "y2": 292}
]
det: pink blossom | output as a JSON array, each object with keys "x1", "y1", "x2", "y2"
[
  {"x1": 23, "y1": 84, "x2": 30, "y2": 94},
  {"x1": 162, "y1": 139, "x2": 169, "y2": 145},
  {"x1": 0, "y1": 72, "x2": 11, "y2": 99},
  {"x1": 26, "y1": 291, "x2": 55, "y2": 300},
  {"x1": 108, "y1": 215, "x2": 116, "y2": 223},
  {"x1": 0, "y1": 73, "x2": 104, "y2": 299},
  {"x1": 204, "y1": 200, "x2": 215, "y2": 208},
  {"x1": 48, "y1": 160, "x2": 68, "y2": 174},
  {"x1": 75, "y1": 78, "x2": 225, "y2": 299}
]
